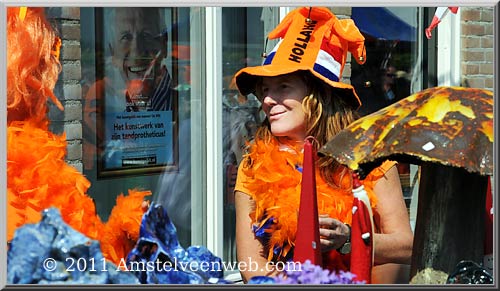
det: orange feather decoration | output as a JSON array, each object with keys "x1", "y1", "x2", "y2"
[{"x1": 238, "y1": 138, "x2": 380, "y2": 265}]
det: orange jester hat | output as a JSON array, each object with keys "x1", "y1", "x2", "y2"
[{"x1": 6, "y1": 7, "x2": 150, "y2": 266}]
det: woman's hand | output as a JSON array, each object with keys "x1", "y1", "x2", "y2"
[{"x1": 318, "y1": 214, "x2": 350, "y2": 252}]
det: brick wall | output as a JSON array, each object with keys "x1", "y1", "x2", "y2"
[
  {"x1": 460, "y1": 7, "x2": 494, "y2": 91},
  {"x1": 46, "y1": 7, "x2": 84, "y2": 172}
]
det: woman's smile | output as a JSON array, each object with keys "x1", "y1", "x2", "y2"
[{"x1": 268, "y1": 109, "x2": 286, "y2": 121}]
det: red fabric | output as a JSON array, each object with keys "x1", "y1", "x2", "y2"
[{"x1": 350, "y1": 197, "x2": 373, "y2": 283}]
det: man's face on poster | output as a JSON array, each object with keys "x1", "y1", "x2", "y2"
[{"x1": 110, "y1": 8, "x2": 166, "y2": 96}]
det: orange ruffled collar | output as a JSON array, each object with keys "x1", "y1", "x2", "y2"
[{"x1": 240, "y1": 138, "x2": 379, "y2": 263}]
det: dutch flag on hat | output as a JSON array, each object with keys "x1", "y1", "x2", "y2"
[{"x1": 263, "y1": 38, "x2": 343, "y2": 83}]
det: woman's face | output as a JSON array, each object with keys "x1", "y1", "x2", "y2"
[{"x1": 260, "y1": 73, "x2": 308, "y2": 142}]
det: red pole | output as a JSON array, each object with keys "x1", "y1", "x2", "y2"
[{"x1": 293, "y1": 137, "x2": 322, "y2": 265}]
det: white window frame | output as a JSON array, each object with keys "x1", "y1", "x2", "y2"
[
  {"x1": 190, "y1": 7, "x2": 207, "y2": 247},
  {"x1": 204, "y1": 7, "x2": 224, "y2": 257},
  {"x1": 437, "y1": 8, "x2": 461, "y2": 86}
]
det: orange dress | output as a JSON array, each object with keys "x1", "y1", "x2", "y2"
[{"x1": 234, "y1": 138, "x2": 396, "y2": 271}]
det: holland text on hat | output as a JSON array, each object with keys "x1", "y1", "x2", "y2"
[{"x1": 289, "y1": 20, "x2": 317, "y2": 63}]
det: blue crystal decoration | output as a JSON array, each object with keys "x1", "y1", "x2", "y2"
[
  {"x1": 125, "y1": 203, "x2": 231, "y2": 284},
  {"x1": 7, "y1": 207, "x2": 139, "y2": 284}
]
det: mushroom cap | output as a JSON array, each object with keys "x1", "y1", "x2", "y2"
[{"x1": 319, "y1": 86, "x2": 493, "y2": 176}]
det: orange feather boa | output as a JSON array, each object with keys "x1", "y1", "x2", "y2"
[
  {"x1": 7, "y1": 120, "x2": 151, "y2": 265},
  {"x1": 237, "y1": 138, "x2": 383, "y2": 269}
]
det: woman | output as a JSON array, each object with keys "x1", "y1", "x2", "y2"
[{"x1": 233, "y1": 7, "x2": 413, "y2": 283}]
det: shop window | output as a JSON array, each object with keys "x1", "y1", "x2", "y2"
[{"x1": 81, "y1": 7, "x2": 204, "y2": 247}]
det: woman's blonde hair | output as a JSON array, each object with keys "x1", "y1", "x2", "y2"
[{"x1": 254, "y1": 70, "x2": 359, "y2": 188}]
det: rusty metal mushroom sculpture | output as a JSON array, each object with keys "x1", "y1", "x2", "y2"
[{"x1": 319, "y1": 86, "x2": 493, "y2": 283}]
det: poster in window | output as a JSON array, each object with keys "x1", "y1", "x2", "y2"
[{"x1": 93, "y1": 7, "x2": 179, "y2": 177}]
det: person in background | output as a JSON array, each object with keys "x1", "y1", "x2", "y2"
[
  {"x1": 383, "y1": 65, "x2": 397, "y2": 103},
  {"x1": 153, "y1": 96, "x2": 192, "y2": 246},
  {"x1": 233, "y1": 7, "x2": 413, "y2": 283},
  {"x1": 382, "y1": 65, "x2": 411, "y2": 105}
]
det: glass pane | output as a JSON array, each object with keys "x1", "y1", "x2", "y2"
[
  {"x1": 81, "y1": 7, "x2": 203, "y2": 247},
  {"x1": 350, "y1": 7, "x2": 421, "y2": 229},
  {"x1": 351, "y1": 7, "x2": 420, "y2": 116},
  {"x1": 221, "y1": 7, "x2": 278, "y2": 265}
]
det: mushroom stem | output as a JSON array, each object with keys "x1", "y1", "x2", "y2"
[{"x1": 410, "y1": 163, "x2": 488, "y2": 283}]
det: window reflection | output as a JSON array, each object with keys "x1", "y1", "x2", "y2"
[
  {"x1": 351, "y1": 7, "x2": 419, "y2": 117},
  {"x1": 81, "y1": 8, "x2": 196, "y2": 248},
  {"x1": 221, "y1": 7, "x2": 276, "y2": 264},
  {"x1": 351, "y1": 7, "x2": 420, "y2": 223}
]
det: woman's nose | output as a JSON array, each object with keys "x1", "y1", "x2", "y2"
[{"x1": 262, "y1": 94, "x2": 278, "y2": 106}]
